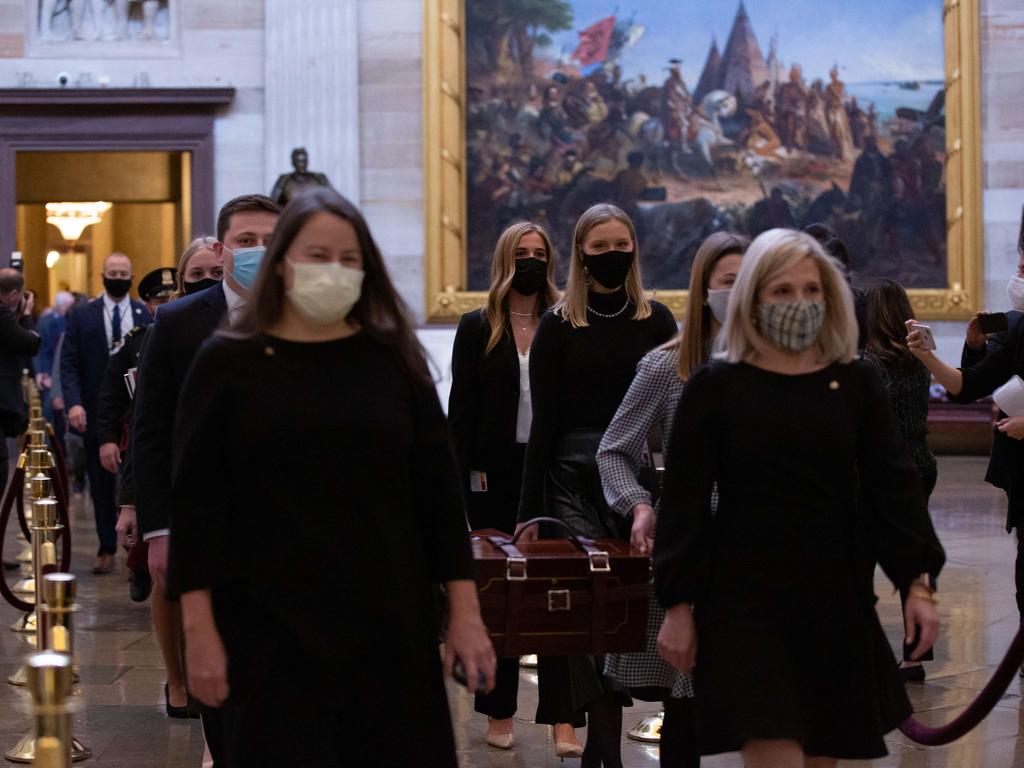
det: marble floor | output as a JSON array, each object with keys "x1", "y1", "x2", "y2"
[{"x1": 2, "y1": 455, "x2": 1024, "y2": 767}]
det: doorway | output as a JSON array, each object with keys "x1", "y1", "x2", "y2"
[{"x1": 15, "y1": 150, "x2": 191, "y2": 308}]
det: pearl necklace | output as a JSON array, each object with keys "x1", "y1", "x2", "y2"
[{"x1": 587, "y1": 299, "x2": 630, "y2": 318}]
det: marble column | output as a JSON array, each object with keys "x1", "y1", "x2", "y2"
[{"x1": 264, "y1": 0, "x2": 360, "y2": 202}]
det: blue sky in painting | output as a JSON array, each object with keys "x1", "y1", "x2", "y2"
[{"x1": 543, "y1": 0, "x2": 943, "y2": 85}]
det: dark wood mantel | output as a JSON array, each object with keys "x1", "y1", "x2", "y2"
[
  {"x1": 0, "y1": 87, "x2": 235, "y2": 108},
  {"x1": 0, "y1": 87, "x2": 236, "y2": 264}
]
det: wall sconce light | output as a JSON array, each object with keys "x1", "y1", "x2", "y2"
[
  {"x1": 45, "y1": 250, "x2": 60, "y2": 269},
  {"x1": 45, "y1": 202, "x2": 112, "y2": 241}
]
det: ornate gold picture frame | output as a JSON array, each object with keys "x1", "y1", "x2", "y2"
[{"x1": 424, "y1": 0, "x2": 982, "y2": 322}]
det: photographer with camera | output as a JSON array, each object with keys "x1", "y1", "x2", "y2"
[{"x1": 0, "y1": 267, "x2": 40, "y2": 490}]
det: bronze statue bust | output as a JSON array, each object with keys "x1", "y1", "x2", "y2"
[{"x1": 270, "y1": 147, "x2": 332, "y2": 205}]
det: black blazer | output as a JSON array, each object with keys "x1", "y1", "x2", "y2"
[
  {"x1": 0, "y1": 308, "x2": 40, "y2": 434},
  {"x1": 133, "y1": 284, "x2": 228, "y2": 535},
  {"x1": 960, "y1": 310, "x2": 1024, "y2": 496},
  {"x1": 447, "y1": 309, "x2": 522, "y2": 479},
  {"x1": 954, "y1": 312, "x2": 1024, "y2": 531},
  {"x1": 60, "y1": 297, "x2": 152, "y2": 435}
]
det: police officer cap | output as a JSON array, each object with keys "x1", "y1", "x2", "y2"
[{"x1": 139, "y1": 267, "x2": 178, "y2": 301}]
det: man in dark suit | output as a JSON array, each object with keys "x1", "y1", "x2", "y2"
[
  {"x1": 60, "y1": 252, "x2": 152, "y2": 574},
  {"x1": 132, "y1": 194, "x2": 279, "y2": 763},
  {"x1": 0, "y1": 268, "x2": 40, "y2": 491}
]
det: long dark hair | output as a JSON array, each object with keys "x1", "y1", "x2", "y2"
[
  {"x1": 864, "y1": 278, "x2": 921, "y2": 371},
  {"x1": 230, "y1": 187, "x2": 431, "y2": 383}
]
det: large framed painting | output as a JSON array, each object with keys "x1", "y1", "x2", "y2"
[{"x1": 424, "y1": 0, "x2": 982, "y2": 321}]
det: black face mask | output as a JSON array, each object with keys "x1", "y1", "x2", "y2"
[
  {"x1": 511, "y1": 257, "x2": 547, "y2": 296},
  {"x1": 103, "y1": 277, "x2": 132, "y2": 299},
  {"x1": 582, "y1": 250, "x2": 634, "y2": 290},
  {"x1": 184, "y1": 277, "x2": 222, "y2": 295}
]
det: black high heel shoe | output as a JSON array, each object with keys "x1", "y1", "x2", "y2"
[{"x1": 165, "y1": 684, "x2": 195, "y2": 719}]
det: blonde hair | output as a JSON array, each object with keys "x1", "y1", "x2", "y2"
[
  {"x1": 718, "y1": 228, "x2": 857, "y2": 364},
  {"x1": 481, "y1": 222, "x2": 560, "y2": 354},
  {"x1": 675, "y1": 231, "x2": 748, "y2": 380},
  {"x1": 175, "y1": 236, "x2": 218, "y2": 295},
  {"x1": 554, "y1": 203, "x2": 652, "y2": 328}
]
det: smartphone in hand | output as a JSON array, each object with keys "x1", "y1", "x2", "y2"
[
  {"x1": 911, "y1": 323, "x2": 937, "y2": 351},
  {"x1": 978, "y1": 312, "x2": 1009, "y2": 335}
]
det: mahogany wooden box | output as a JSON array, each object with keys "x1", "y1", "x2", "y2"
[{"x1": 471, "y1": 522, "x2": 651, "y2": 657}]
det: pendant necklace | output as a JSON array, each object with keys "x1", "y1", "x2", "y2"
[{"x1": 509, "y1": 310, "x2": 534, "y2": 332}]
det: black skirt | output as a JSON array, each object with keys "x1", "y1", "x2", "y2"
[{"x1": 535, "y1": 429, "x2": 631, "y2": 725}]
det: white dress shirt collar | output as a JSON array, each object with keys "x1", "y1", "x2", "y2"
[{"x1": 222, "y1": 279, "x2": 246, "y2": 326}]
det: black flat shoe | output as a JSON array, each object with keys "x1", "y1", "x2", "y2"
[
  {"x1": 899, "y1": 664, "x2": 926, "y2": 683},
  {"x1": 165, "y1": 684, "x2": 193, "y2": 719},
  {"x1": 130, "y1": 571, "x2": 152, "y2": 603}
]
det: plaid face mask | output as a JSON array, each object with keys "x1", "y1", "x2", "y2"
[{"x1": 757, "y1": 300, "x2": 825, "y2": 352}]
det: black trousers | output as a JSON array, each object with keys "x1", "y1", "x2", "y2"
[
  {"x1": 474, "y1": 657, "x2": 520, "y2": 719},
  {"x1": 1016, "y1": 522, "x2": 1024, "y2": 617},
  {"x1": 471, "y1": 445, "x2": 526, "y2": 719},
  {"x1": 83, "y1": 434, "x2": 118, "y2": 555}
]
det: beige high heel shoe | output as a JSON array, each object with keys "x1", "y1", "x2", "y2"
[
  {"x1": 553, "y1": 724, "x2": 583, "y2": 759},
  {"x1": 555, "y1": 741, "x2": 584, "y2": 759},
  {"x1": 486, "y1": 718, "x2": 514, "y2": 749}
]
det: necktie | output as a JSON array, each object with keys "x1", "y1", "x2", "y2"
[{"x1": 111, "y1": 304, "x2": 122, "y2": 349}]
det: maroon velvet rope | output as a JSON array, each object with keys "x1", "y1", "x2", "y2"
[
  {"x1": 898, "y1": 624, "x2": 1024, "y2": 745},
  {"x1": 0, "y1": 464, "x2": 33, "y2": 613}
]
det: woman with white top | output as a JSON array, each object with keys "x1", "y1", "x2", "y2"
[{"x1": 448, "y1": 221, "x2": 560, "y2": 750}]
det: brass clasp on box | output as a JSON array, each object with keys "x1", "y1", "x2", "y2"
[
  {"x1": 547, "y1": 589, "x2": 571, "y2": 612},
  {"x1": 588, "y1": 551, "x2": 611, "y2": 573},
  {"x1": 506, "y1": 556, "x2": 527, "y2": 581}
]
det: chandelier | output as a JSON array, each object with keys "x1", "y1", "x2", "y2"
[{"x1": 45, "y1": 201, "x2": 112, "y2": 241}]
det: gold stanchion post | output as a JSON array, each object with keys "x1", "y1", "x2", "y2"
[
  {"x1": 3, "y1": 575, "x2": 92, "y2": 762},
  {"x1": 626, "y1": 711, "x2": 664, "y2": 743},
  {"x1": 3, "y1": 651, "x2": 75, "y2": 765},
  {"x1": 9, "y1": 499, "x2": 61, "y2": 686}
]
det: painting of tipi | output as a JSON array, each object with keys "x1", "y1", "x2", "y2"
[{"x1": 464, "y1": 0, "x2": 946, "y2": 292}]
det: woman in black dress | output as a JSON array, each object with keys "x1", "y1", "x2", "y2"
[
  {"x1": 863, "y1": 278, "x2": 939, "y2": 682},
  {"x1": 655, "y1": 228, "x2": 944, "y2": 767},
  {"x1": 517, "y1": 203, "x2": 677, "y2": 765},
  {"x1": 168, "y1": 188, "x2": 495, "y2": 767},
  {"x1": 448, "y1": 220, "x2": 560, "y2": 749}
]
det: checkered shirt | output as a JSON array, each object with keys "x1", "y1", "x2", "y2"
[{"x1": 597, "y1": 346, "x2": 696, "y2": 697}]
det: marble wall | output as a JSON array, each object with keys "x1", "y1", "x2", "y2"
[{"x1": 0, "y1": 0, "x2": 267, "y2": 219}]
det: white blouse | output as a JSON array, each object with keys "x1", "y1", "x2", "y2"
[{"x1": 515, "y1": 350, "x2": 532, "y2": 444}]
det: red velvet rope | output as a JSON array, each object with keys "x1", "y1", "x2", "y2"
[
  {"x1": 0, "y1": 465, "x2": 33, "y2": 613},
  {"x1": 13, "y1": 471, "x2": 29, "y2": 540},
  {"x1": 899, "y1": 625, "x2": 1024, "y2": 745}
]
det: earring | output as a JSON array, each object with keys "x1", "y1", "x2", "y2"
[{"x1": 582, "y1": 265, "x2": 591, "y2": 285}]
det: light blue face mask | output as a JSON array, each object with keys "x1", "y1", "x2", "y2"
[{"x1": 229, "y1": 246, "x2": 266, "y2": 289}]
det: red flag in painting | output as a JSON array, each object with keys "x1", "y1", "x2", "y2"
[{"x1": 572, "y1": 16, "x2": 615, "y2": 67}]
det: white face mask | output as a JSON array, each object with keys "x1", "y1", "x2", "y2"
[
  {"x1": 1008, "y1": 276, "x2": 1024, "y2": 311},
  {"x1": 286, "y1": 259, "x2": 364, "y2": 325},
  {"x1": 706, "y1": 288, "x2": 731, "y2": 323}
]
